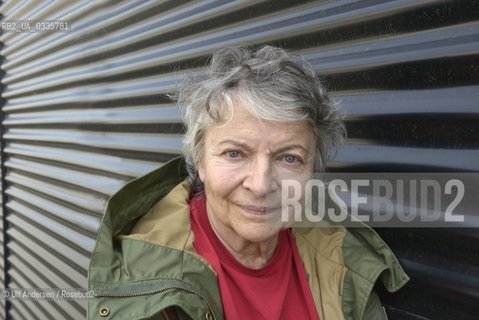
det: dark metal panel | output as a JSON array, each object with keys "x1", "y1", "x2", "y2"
[
  {"x1": 332, "y1": 144, "x2": 479, "y2": 171},
  {"x1": 0, "y1": 0, "x2": 477, "y2": 319},
  {"x1": 375, "y1": 227, "x2": 479, "y2": 320},
  {"x1": 303, "y1": 21, "x2": 479, "y2": 74},
  {"x1": 338, "y1": 86, "x2": 479, "y2": 117}
]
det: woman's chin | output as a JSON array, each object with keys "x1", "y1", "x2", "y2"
[{"x1": 235, "y1": 224, "x2": 282, "y2": 243}]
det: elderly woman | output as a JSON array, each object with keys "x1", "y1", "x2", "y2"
[{"x1": 88, "y1": 46, "x2": 408, "y2": 320}]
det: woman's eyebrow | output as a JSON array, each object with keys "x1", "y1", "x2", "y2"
[
  {"x1": 216, "y1": 139, "x2": 252, "y2": 151},
  {"x1": 217, "y1": 140, "x2": 309, "y2": 155},
  {"x1": 271, "y1": 144, "x2": 309, "y2": 155}
]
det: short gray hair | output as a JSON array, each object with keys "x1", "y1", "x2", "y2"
[{"x1": 177, "y1": 45, "x2": 345, "y2": 192}]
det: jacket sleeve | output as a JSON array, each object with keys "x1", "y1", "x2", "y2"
[{"x1": 361, "y1": 290, "x2": 388, "y2": 320}]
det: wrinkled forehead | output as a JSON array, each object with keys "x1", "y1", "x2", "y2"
[{"x1": 205, "y1": 102, "x2": 315, "y2": 149}]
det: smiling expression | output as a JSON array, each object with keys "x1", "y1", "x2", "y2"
[{"x1": 198, "y1": 99, "x2": 316, "y2": 245}]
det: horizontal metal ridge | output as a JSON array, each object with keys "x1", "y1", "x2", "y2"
[
  {"x1": 305, "y1": 21, "x2": 479, "y2": 74},
  {"x1": 6, "y1": 186, "x2": 99, "y2": 234},
  {"x1": 7, "y1": 214, "x2": 90, "y2": 271},
  {"x1": 6, "y1": 171, "x2": 107, "y2": 213},
  {"x1": 332, "y1": 143, "x2": 479, "y2": 171},
  {"x1": 6, "y1": 201, "x2": 95, "y2": 254},
  {"x1": 402, "y1": 258, "x2": 479, "y2": 304},
  {"x1": 3, "y1": 74, "x2": 183, "y2": 109},
  {"x1": 5, "y1": 157, "x2": 125, "y2": 195},
  {"x1": 4, "y1": 105, "x2": 182, "y2": 125},
  {"x1": 337, "y1": 86, "x2": 479, "y2": 117},
  {"x1": 4, "y1": 128, "x2": 183, "y2": 154},
  {"x1": 5, "y1": 143, "x2": 159, "y2": 178},
  {"x1": 8, "y1": 227, "x2": 86, "y2": 289}
]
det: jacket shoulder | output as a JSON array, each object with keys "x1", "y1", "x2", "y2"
[
  {"x1": 293, "y1": 225, "x2": 408, "y2": 320},
  {"x1": 341, "y1": 227, "x2": 409, "y2": 319}
]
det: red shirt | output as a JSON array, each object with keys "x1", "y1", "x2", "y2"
[{"x1": 190, "y1": 195, "x2": 319, "y2": 320}]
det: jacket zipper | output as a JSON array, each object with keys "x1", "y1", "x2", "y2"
[{"x1": 95, "y1": 284, "x2": 216, "y2": 320}]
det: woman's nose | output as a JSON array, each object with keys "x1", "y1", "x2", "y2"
[{"x1": 242, "y1": 158, "x2": 277, "y2": 197}]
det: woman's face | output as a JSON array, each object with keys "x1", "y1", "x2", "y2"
[{"x1": 198, "y1": 99, "x2": 316, "y2": 244}]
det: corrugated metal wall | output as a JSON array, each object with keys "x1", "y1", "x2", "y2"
[{"x1": 0, "y1": 0, "x2": 478, "y2": 319}]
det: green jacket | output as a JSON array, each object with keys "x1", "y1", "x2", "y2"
[{"x1": 88, "y1": 157, "x2": 409, "y2": 320}]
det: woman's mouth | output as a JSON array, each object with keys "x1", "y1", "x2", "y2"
[{"x1": 239, "y1": 205, "x2": 279, "y2": 216}]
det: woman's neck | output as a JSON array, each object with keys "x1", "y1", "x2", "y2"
[{"x1": 207, "y1": 212, "x2": 279, "y2": 269}]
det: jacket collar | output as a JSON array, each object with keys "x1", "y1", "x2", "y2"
[{"x1": 89, "y1": 156, "x2": 188, "y2": 284}]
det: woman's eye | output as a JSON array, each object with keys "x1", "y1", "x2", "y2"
[
  {"x1": 284, "y1": 155, "x2": 301, "y2": 164},
  {"x1": 225, "y1": 150, "x2": 241, "y2": 158}
]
